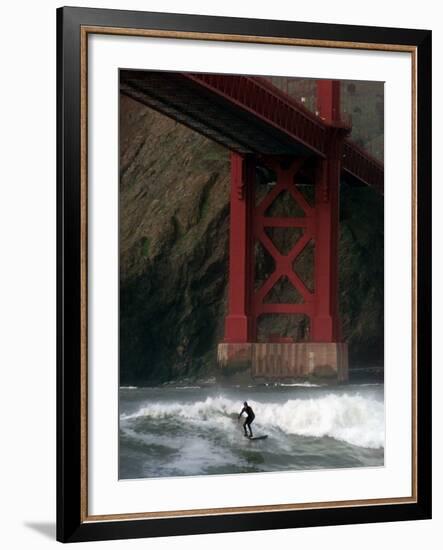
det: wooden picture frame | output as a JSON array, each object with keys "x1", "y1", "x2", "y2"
[{"x1": 57, "y1": 6, "x2": 432, "y2": 543}]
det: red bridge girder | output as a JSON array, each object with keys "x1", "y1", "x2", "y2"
[
  {"x1": 121, "y1": 70, "x2": 384, "y2": 193},
  {"x1": 186, "y1": 73, "x2": 328, "y2": 158},
  {"x1": 342, "y1": 140, "x2": 384, "y2": 194},
  {"x1": 187, "y1": 73, "x2": 384, "y2": 194}
]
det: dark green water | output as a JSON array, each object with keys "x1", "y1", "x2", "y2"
[{"x1": 119, "y1": 382, "x2": 384, "y2": 480}]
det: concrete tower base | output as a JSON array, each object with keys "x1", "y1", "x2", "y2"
[{"x1": 217, "y1": 342, "x2": 348, "y2": 383}]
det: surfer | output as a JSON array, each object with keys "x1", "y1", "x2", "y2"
[{"x1": 238, "y1": 401, "x2": 255, "y2": 438}]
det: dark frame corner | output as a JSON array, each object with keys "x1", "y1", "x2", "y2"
[{"x1": 57, "y1": 6, "x2": 432, "y2": 543}]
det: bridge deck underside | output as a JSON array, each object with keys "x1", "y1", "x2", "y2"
[
  {"x1": 120, "y1": 70, "x2": 383, "y2": 192},
  {"x1": 121, "y1": 70, "x2": 310, "y2": 158}
]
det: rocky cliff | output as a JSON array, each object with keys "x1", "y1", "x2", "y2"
[{"x1": 119, "y1": 86, "x2": 384, "y2": 385}]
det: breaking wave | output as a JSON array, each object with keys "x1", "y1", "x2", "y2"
[{"x1": 120, "y1": 393, "x2": 384, "y2": 449}]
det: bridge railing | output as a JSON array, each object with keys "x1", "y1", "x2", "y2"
[{"x1": 187, "y1": 73, "x2": 329, "y2": 157}]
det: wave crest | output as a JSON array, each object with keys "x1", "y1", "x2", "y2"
[{"x1": 120, "y1": 394, "x2": 384, "y2": 449}]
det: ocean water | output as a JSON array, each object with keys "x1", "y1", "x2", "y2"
[{"x1": 119, "y1": 382, "x2": 384, "y2": 479}]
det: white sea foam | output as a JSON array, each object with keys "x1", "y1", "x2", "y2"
[
  {"x1": 277, "y1": 382, "x2": 324, "y2": 388},
  {"x1": 120, "y1": 393, "x2": 384, "y2": 449},
  {"x1": 120, "y1": 422, "x2": 247, "y2": 476}
]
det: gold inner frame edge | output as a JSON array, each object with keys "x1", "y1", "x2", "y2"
[{"x1": 79, "y1": 25, "x2": 418, "y2": 523}]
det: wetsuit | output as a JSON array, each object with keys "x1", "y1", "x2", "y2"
[{"x1": 239, "y1": 405, "x2": 255, "y2": 437}]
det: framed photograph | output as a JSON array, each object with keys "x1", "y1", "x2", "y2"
[{"x1": 57, "y1": 6, "x2": 432, "y2": 543}]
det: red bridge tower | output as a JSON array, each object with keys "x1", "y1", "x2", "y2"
[{"x1": 218, "y1": 80, "x2": 349, "y2": 382}]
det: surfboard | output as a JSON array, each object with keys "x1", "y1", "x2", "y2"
[{"x1": 248, "y1": 435, "x2": 268, "y2": 441}]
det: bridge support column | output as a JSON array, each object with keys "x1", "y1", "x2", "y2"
[
  {"x1": 223, "y1": 152, "x2": 255, "y2": 342},
  {"x1": 311, "y1": 150, "x2": 341, "y2": 342},
  {"x1": 310, "y1": 79, "x2": 348, "y2": 376},
  {"x1": 218, "y1": 153, "x2": 255, "y2": 373}
]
